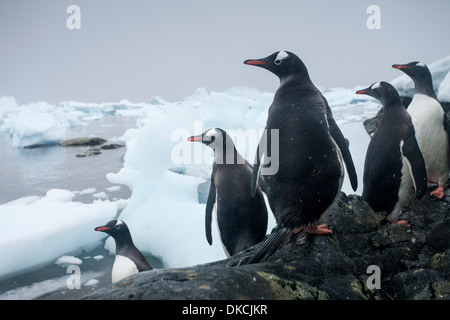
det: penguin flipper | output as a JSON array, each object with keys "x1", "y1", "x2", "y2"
[
  {"x1": 251, "y1": 141, "x2": 265, "y2": 197},
  {"x1": 326, "y1": 106, "x2": 358, "y2": 191},
  {"x1": 246, "y1": 226, "x2": 293, "y2": 264},
  {"x1": 401, "y1": 136, "x2": 428, "y2": 199},
  {"x1": 205, "y1": 181, "x2": 216, "y2": 245},
  {"x1": 444, "y1": 113, "x2": 450, "y2": 158}
]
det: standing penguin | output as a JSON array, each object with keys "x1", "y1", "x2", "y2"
[
  {"x1": 243, "y1": 51, "x2": 358, "y2": 263},
  {"x1": 356, "y1": 81, "x2": 428, "y2": 225},
  {"x1": 95, "y1": 219, "x2": 152, "y2": 283},
  {"x1": 392, "y1": 61, "x2": 449, "y2": 199},
  {"x1": 188, "y1": 128, "x2": 268, "y2": 257}
]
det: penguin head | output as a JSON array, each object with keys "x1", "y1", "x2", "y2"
[
  {"x1": 187, "y1": 128, "x2": 228, "y2": 150},
  {"x1": 95, "y1": 219, "x2": 133, "y2": 244},
  {"x1": 356, "y1": 81, "x2": 400, "y2": 106},
  {"x1": 392, "y1": 61, "x2": 432, "y2": 83},
  {"x1": 244, "y1": 50, "x2": 309, "y2": 80}
]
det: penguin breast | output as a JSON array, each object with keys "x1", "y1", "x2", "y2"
[{"x1": 112, "y1": 254, "x2": 139, "y2": 283}]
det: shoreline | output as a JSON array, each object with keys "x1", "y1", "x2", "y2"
[{"x1": 0, "y1": 240, "x2": 164, "y2": 300}]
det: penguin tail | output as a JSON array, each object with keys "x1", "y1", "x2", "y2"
[{"x1": 245, "y1": 226, "x2": 293, "y2": 264}]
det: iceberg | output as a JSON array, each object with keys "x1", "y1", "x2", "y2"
[{"x1": 437, "y1": 71, "x2": 450, "y2": 102}]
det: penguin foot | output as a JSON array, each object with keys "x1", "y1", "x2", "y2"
[
  {"x1": 304, "y1": 224, "x2": 333, "y2": 235},
  {"x1": 430, "y1": 186, "x2": 445, "y2": 199},
  {"x1": 389, "y1": 220, "x2": 411, "y2": 227}
]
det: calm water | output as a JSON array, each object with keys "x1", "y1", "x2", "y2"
[
  {"x1": 0, "y1": 116, "x2": 136, "y2": 204},
  {"x1": 0, "y1": 115, "x2": 164, "y2": 299}
]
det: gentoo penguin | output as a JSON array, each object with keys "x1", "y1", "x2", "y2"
[
  {"x1": 95, "y1": 219, "x2": 152, "y2": 283},
  {"x1": 243, "y1": 50, "x2": 358, "y2": 263},
  {"x1": 187, "y1": 128, "x2": 268, "y2": 257},
  {"x1": 356, "y1": 81, "x2": 428, "y2": 226},
  {"x1": 392, "y1": 61, "x2": 449, "y2": 199}
]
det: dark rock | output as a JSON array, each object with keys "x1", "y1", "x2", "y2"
[
  {"x1": 431, "y1": 249, "x2": 450, "y2": 277},
  {"x1": 383, "y1": 269, "x2": 450, "y2": 300},
  {"x1": 83, "y1": 191, "x2": 450, "y2": 300},
  {"x1": 23, "y1": 142, "x2": 59, "y2": 149},
  {"x1": 363, "y1": 108, "x2": 383, "y2": 137},
  {"x1": 100, "y1": 143, "x2": 124, "y2": 150},
  {"x1": 60, "y1": 137, "x2": 107, "y2": 147},
  {"x1": 76, "y1": 147, "x2": 102, "y2": 158}
]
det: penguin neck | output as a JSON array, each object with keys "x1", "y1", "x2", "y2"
[
  {"x1": 114, "y1": 234, "x2": 135, "y2": 256},
  {"x1": 412, "y1": 74, "x2": 436, "y2": 98},
  {"x1": 380, "y1": 101, "x2": 404, "y2": 122},
  {"x1": 280, "y1": 73, "x2": 314, "y2": 88},
  {"x1": 212, "y1": 137, "x2": 244, "y2": 165},
  {"x1": 214, "y1": 145, "x2": 244, "y2": 165}
]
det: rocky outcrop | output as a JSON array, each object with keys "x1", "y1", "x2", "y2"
[
  {"x1": 59, "y1": 137, "x2": 124, "y2": 157},
  {"x1": 60, "y1": 137, "x2": 108, "y2": 147},
  {"x1": 83, "y1": 190, "x2": 450, "y2": 300}
]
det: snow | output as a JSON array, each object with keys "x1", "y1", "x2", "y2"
[
  {"x1": 0, "y1": 55, "x2": 449, "y2": 285},
  {"x1": 84, "y1": 279, "x2": 100, "y2": 287},
  {"x1": 78, "y1": 188, "x2": 97, "y2": 195},
  {"x1": 0, "y1": 189, "x2": 118, "y2": 278},
  {"x1": 55, "y1": 255, "x2": 83, "y2": 267},
  {"x1": 0, "y1": 270, "x2": 104, "y2": 300}
]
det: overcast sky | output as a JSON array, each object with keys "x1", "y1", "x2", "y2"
[{"x1": 0, "y1": 0, "x2": 449, "y2": 105}]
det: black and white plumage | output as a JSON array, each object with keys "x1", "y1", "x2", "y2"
[
  {"x1": 393, "y1": 61, "x2": 449, "y2": 199},
  {"x1": 243, "y1": 50, "x2": 357, "y2": 263},
  {"x1": 188, "y1": 128, "x2": 268, "y2": 257},
  {"x1": 356, "y1": 81, "x2": 427, "y2": 225},
  {"x1": 95, "y1": 219, "x2": 152, "y2": 283}
]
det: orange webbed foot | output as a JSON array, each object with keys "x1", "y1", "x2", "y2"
[
  {"x1": 304, "y1": 224, "x2": 333, "y2": 235},
  {"x1": 430, "y1": 185, "x2": 445, "y2": 199}
]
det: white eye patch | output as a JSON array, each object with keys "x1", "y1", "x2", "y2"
[
  {"x1": 205, "y1": 128, "x2": 218, "y2": 141},
  {"x1": 371, "y1": 81, "x2": 381, "y2": 90},
  {"x1": 416, "y1": 62, "x2": 425, "y2": 67},
  {"x1": 115, "y1": 220, "x2": 124, "y2": 228},
  {"x1": 274, "y1": 51, "x2": 289, "y2": 64}
]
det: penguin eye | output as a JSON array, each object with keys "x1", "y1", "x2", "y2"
[
  {"x1": 209, "y1": 136, "x2": 216, "y2": 142},
  {"x1": 274, "y1": 59, "x2": 281, "y2": 65},
  {"x1": 115, "y1": 224, "x2": 120, "y2": 229}
]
